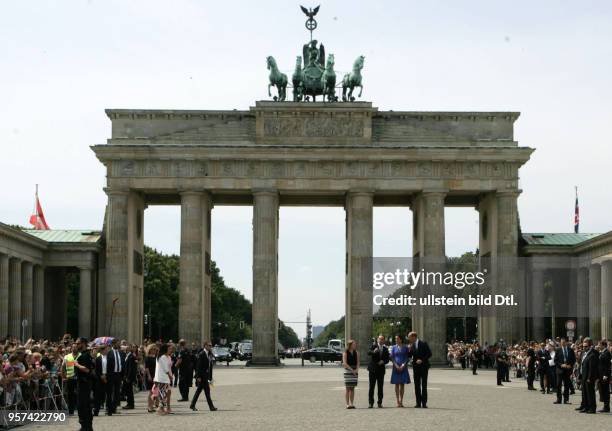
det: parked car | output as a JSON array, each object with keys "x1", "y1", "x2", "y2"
[
  {"x1": 301, "y1": 347, "x2": 343, "y2": 363},
  {"x1": 212, "y1": 346, "x2": 233, "y2": 365},
  {"x1": 238, "y1": 342, "x2": 252, "y2": 360},
  {"x1": 228, "y1": 342, "x2": 240, "y2": 359}
]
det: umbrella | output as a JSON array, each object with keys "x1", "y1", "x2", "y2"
[{"x1": 93, "y1": 336, "x2": 115, "y2": 346}]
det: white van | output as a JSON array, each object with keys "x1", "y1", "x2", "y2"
[{"x1": 328, "y1": 339, "x2": 343, "y2": 351}]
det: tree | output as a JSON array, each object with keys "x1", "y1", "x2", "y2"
[
  {"x1": 313, "y1": 316, "x2": 345, "y2": 347},
  {"x1": 278, "y1": 321, "x2": 300, "y2": 348}
]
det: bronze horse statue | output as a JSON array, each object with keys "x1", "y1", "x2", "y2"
[
  {"x1": 267, "y1": 56, "x2": 287, "y2": 101},
  {"x1": 342, "y1": 55, "x2": 365, "y2": 102},
  {"x1": 321, "y1": 54, "x2": 337, "y2": 102}
]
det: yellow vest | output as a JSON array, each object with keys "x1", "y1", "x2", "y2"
[{"x1": 65, "y1": 353, "x2": 79, "y2": 379}]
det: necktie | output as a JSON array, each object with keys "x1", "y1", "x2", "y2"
[{"x1": 563, "y1": 348, "x2": 567, "y2": 362}]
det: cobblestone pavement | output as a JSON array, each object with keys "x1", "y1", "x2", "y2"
[{"x1": 27, "y1": 359, "x2": 611, "y2": 431}]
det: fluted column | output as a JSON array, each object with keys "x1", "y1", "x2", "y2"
[
  {"x1": 345, "y1": 191, "x2": 374, "y2": 362},
  {"x1": 495, "y1": 190, "x2": 520, "y2": 343},
  {"x1": 531, "y1": 269, "x2": 545, "y2": 341},
  {"x1": 20, "y1": 262, "x2": 33, "y2": 340},
  {"x1": 79, "y1": 267, "x2": 92, "y2": 338},
  {"x1": 576, "y1": 266, "x2": 589, "y2": 338},
  {"x1": 105, "y1": 189, "x2": 129, "y2": 338},
  {"x1": 0, "y1": 254, "x2": 8, "y2": 336},
  {"x1": 251, "y1": 190, "x2": 279, "y2": 365},
  {"x1": 179, "y1": 191, "x2": 205, "y2": 344},
  {"x1": 601, "y1": 260, "x2": 612, "y2": 340},
  {"x1": 201, "y1": 193, "x2": 212, "y2": 342},
  {"x1": 8, "y1": 257, "x2": 22, "y2": 339},
  {"x1": 32, "y1": 265, "x2": 45, "y2": 338},
  {"x1": 588, "y1": 263, "x2": 601, "y2": 340}
]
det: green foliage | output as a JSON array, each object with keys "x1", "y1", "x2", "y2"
[
  {"x1": 313, "y1": 316, "x2": 344, "y2": 347},
  {"x1": 143, "y1": 246, "x2": 180, "y2": 340},
  {"x1": 66, "y1": 272, "x2": 79, "y2": 336},
  {"x1": 210, "y1": 260, "x2": 252, "y2": 342},
  {"x1": 278, "y1": 321, "x2": 300, "y2": 348}
]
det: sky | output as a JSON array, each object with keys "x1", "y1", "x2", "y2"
[{"x1": 1, "y1": 1, "x2": 611, "y2": 338}]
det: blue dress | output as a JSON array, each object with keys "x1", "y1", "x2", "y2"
[{"x1": 390, "y1": 344, "x2": 411, "y2": 384}]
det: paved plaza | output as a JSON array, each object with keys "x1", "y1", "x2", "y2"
[{"x1": 27, "y1": 359, "x2": 610, "y2": 431}]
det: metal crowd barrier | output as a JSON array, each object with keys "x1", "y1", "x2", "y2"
[{"x1": 1, "y1": 379, "x2": 67, "y2": 429}]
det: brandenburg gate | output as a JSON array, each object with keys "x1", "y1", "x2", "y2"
[{"x1": 92, "y1": 101, "x2": 532, "y2": 364}]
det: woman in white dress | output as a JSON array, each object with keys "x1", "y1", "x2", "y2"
[{"x1": 153, "y1": 344, "x2": 173, "y2": 415}]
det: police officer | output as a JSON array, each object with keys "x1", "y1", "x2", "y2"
[
  {"x1": 526, "y1": 342, "x2": 537, "y2": 390},
  {"x1": 61, "y1": 343, "x2": 79, "y2": 415},
  {"x1": 74, "y1": 337, "x2": 94, "y2": 431},
  {"x1": 496, "y1": 346, "x2": 509, "y2": 386}
]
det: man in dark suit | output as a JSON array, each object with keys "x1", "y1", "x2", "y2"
[
  {"x1": 553, "y1": 337, "x2": 576, "y2": 405},
  {"x1": 367, "y1": 335, "x2": 390, "y2": 408},
  {"x1": 597, "y1": 340, "x2": 611, "y2": 413},
  {"x1": 577, "y1": 337, "x2": 599, "y2": 413},
  {"x1": 176, "y1": 339, "x2": 194, "y2": 402},
  {"x1": 470, "y1": 342, "x2": 483, "y2": 375},
  {"x1": 105, "y1": 339, "x2": 124, "y2": 415},
  {"x1": 93, "y1": 344, "x2": 109, "y2": 416},
  {"x1": 537, "y1": 343, "x2": 551, "y2": 393},
  {"x1": 408, "y1": 331, "x2": 431, "y2": 408},
  {"x1": 190, "y1": 340, "x2": 217, "y2": 411},
  {"x1": 121, "y1": 345, "x2": 137, "y2": 409}
]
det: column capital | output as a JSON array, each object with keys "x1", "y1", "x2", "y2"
[
  {"x1": 252, "y1": 188, "x2": 279, "y2": 197},
  {"x1": 590, "y1": 261, "x2": 602, "y2": 269},
  {"x1": 495, "y1": 189, "x2": 522, "y2": 198},
  {"x1": 346, "y1": 189, "x2": 375, "y2": 197},
  {"x1": 104, "y1": 187, "x2": 130, "y2": 196},
  {"x1": 179, "y1": 189, "x2": 206, "y2": 197},
  {"x1": 9, "y1": 256, "x2": 22, "y2": 264}
]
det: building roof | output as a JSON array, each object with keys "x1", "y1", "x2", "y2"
[
  {"x1": 23, "y1": 229, "x2": 102, "y2": 243},
  {"x1": 522, "y1": 232, "x2": 601, "y2": 246}
]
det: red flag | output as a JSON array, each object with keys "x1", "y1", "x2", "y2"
[{"x1": 29, "y1": 186, "x2": 50, "y2": 230}]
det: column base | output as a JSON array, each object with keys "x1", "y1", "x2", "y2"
[{"x1": 246, "y1": 357, "x2": 281, "y2": 367}]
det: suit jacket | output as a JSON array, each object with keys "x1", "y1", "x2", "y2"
[
  {"x1": 536, "y1": 349, "x2": 550, "y2": 371},
  {"x1": 124, "y1": 352, "x2": 137, "y2": 382},
  {"x1": 554, "y1": 346, "x2": 575, "y2": 374},
  {"x1": 598, "y1": 348, "x2": 611, "y2": 380},
  {"x1": 194, "y1": 350, "x2": 213, "y2": 381},
  {"x1": 367, "y1": 343, "x2": 390, "y2": 374},
  {"x1": 410, "y1": 339, "x2": 432, "y2": 369},
  {"x1": 94, "y1": 355, "x2": 105, "y2": 380},
  {"x1": 106, "y1": 348, "x2": 125, "y2": 377},
  {"x1": 580, "y1": 348, "x2": 599, "y2": 382}
]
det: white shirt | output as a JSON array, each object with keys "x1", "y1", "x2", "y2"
[
  {"x1": 154, "y1": 355, "x2": 172, "y2": 384},
  {"x1": 101, "y1": 355, "x2": 107, "y2": 375}
]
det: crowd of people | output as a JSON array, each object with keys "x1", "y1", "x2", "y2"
[
  {"x1": 446, "y1": 336, "x2": 611, "y2": 413},
  {"x1": 0, "y1": 335, "x2": 217, "y2": 430}
]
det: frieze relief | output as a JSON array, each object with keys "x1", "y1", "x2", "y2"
[
  {"x1": 110, "y1": 159, "x2": 519, "y2": 180},
  {"x1": 263, "y1": 116, "x2": 365, "y2": 138}
]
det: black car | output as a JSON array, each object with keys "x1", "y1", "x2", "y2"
[
  {"x1": 212, "y1": 346, "x2": 233, "y2": 364},
  {"x1": 301, "y1": 347, "x2": 343, "y2": 363}
]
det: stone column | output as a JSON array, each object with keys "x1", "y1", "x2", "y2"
[
  {"x1": 0, "y1": 253, "x2": 8, "y2": 336},
  {"x1": 79, "y1": 267, "x2": 92, "y2": 338},
  {"x1": 20, "y1": 262, "x2": 33, "y2": 340},
  {"x1": 345, "y1": 191, "x2": 374, "y2": 362},
  {"x1": 201, "y1": 193, "x2": 212, "y2": 342},
  {"x1": 105, "y1": 189, "x2": 129, "y2": 339},
  {"x1": 531, "y1": 269, "x2": 545, "y2": 341},
  {"x1": 422, "y1": 191, "x2": 446, "y2": 364},
  {"x1": 251, "y1": 190, "x2": 279, "y2": 365},
  {"x1": 600, "y1": 260, "x2": 612, "y2": 340},
  {"x1": 179, "y1": 191, "x2": 205, "y2": 344},
  {"x1": 588, "y1": 263, "x2": 601, "y2": 340},
  {"x1": 8, "y1": 257, "x2": 22, "y2": 339},
  {"x1": 32, "y1": 265, "x2": 45, "y2": 339},
  {"x1": 495, "y1": 190, "x2": 520, "y2": 343},
  {"x1": 576, "y1": 266, "x2": 589, "y2": 338}
]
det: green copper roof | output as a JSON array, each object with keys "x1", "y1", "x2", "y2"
[
  {"x1": 23, "y1": 229, "x2": 101, "y2": 243},
  {"x1": 522, "y1": 233, "x2": 601, "y2": 246}
]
